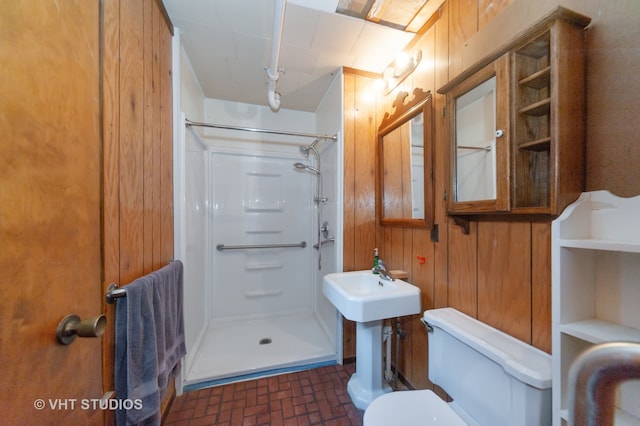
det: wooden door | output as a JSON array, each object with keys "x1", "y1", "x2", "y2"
[{"x1": 0, "y1": 1, "x2": 104, "y2": 424}]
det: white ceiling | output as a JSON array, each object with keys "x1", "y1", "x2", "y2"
[{"x1": 162, "y1": 0, "x2": 415, "y2": 112}]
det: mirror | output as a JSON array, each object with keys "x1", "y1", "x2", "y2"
[
  {"x1": 377, "y1": 88, "x2": 433, "y2": 228},
  {"x1": 454, "y1": 76, "x2": 497, "y2": 202}
]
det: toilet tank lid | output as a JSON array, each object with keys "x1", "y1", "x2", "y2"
[{"x1": 424, "y1": 308, "x2": 551, "y2": 389}]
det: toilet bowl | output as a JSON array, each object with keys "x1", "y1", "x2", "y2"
[
  {"x1": 364, "y1": 389, "x2": 469, "y2": 426},
  {"x1": 364, "y1": 308, "x2": 552, "y2": 426}
]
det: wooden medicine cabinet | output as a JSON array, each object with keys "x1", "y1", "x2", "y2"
[{"x1": 439, "y1": 7, "x2": 591, "y2": 220}]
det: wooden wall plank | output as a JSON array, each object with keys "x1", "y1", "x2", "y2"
[
  {"x1": 159, "y1": 4, "x2": 174, "y2": 265},
  {"x1": 447, "y1": 221, "x2": 478, "y2": 317},
  {"x1": 342, "y1": 72, "x2": 356, "y2": 358},
  {"x1": 143, "y1": 0, "x2": 155, "y2": 275},
  {"x1": 343, "y1": 73, "x2": 356, "y2": 273},
  {"x1": 152, "y1": 0, "x2": 163, "y2": 270},
  {"x1": 410, "y1": 228, "x2": 434, "y2": 387},
  {"x1": 412, "y1": 229, "x2": 435, "y2": 313},
  {"x1": 448, "y1": 0, "x2": 478, "y2": 79},
  {"x1": 532, "y1": 222, "x2": 551, "y2": 352},
  {"x1": 119, "y1": 0, "x2": 145, "y2": 283},
  {"x1": 389, "y1": 228, "x2": 405, "y2": 270},
  {"x1": 398, "y1": 228, "x2": 414, "y2": 380},
  {"x1": 477, "y1": 222, "x2": 531, "y2": 343},
  {"x1": 433, "y1": 3, "x2": 450, "y2": 311},
  {"x1": 353, "y1": 76, "x2": 378, "y2": 271},
  {"x1": 478, "y1": 0, "x2": 514, "y2": 29}
]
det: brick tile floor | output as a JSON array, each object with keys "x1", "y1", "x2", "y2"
[{"x1": 164, "y1": 364, "x2": 364, "y2": 425}]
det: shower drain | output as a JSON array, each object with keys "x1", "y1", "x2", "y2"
[{"x1": 259, "y1": 337, "x2": 272, "y2": 345}]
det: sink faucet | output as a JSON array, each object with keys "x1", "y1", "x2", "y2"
[{"x1": 373, "y1": 259, "x2": 394, "y2": 281}]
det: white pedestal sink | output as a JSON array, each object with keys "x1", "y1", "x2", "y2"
[{"x1": 322, "y1": 270, "x2": 421, "y2": 410}]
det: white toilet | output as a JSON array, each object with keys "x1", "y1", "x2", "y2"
[{"x1": 364, "y1": 308, "x2": 552, "y2": 426}]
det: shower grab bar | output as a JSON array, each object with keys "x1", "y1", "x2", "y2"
[
  {"x1": 186, "y1": 119, "x2": 337, "y2": 141},
  {"x1": 313, "y1": 237, "x2": 335, "y2": 250},
  {"x1": 216, "y1": 241, "x2": 307, "y2": 251}
]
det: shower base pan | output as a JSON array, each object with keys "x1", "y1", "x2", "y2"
[{"x1": 184, "y1": 313, "x2": 336, "y2": 390}]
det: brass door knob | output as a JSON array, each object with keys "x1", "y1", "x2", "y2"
[{"x1": 56, "y1": 314, "x2": 107, "y2": 345}]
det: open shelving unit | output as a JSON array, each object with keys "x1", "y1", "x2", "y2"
[
  {"x1": 552, "y1": 190, "x2": 640, "y2": 425},
  {"x1": 512, "y1": 31, "x2": 552, "y2": 210}
]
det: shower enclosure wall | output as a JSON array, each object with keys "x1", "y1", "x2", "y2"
[{"x1": 175, "y1": 88, "x2": 343, "y2": 390}]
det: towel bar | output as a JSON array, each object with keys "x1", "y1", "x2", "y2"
[
  {"x1": 105, "y1": 260, "x2": 175, "y2": 304},
  {"x1": 106, "y1": 283, "x2": 126, "y2": 304}
]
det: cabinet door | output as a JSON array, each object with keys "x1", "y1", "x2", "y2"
[{"x1": 448, "y1": 55, "x2": 510, "y2": 214}]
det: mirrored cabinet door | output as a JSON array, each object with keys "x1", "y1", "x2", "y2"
[
  {"x1": 455, "y1": 76, "x2": 496, "y2": 202},
  {"x1": 446, "y1": 56, "x2": 510, "y2": 214}
]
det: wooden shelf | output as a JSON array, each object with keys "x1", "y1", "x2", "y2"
[
  {"x1": 517, "y1": 37, "x2": 550, "y2": 59},
  {"x1": 519, "y1": 137, "x2": 551, "y2": 151},
  {"x1": 519, "y1": 66, "x2": 551, "y2": 89},
  {"x1": 519, "y1": 98, "x2": 551, "y2": 116}
]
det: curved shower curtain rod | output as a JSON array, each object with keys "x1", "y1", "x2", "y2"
[{"x1": 185, "y1": 118, "x2": 337, "y2": 141}]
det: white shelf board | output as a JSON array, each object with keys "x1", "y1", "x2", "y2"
[
  {"x1": 560, "y1": 408, "x2": 568, "y2": 422},
  {"x1": 559, "y1": 319, "x2": 640, "y2": 344},
  {"x1": 559, "y1": 408, "x2": 640, "y2": 425},
  {"x1": 558, "y1": 239, "x2": 640, "y2": 253},
  {"x1": 616, "y1": 408, "x2": 640, "y2": 426}
]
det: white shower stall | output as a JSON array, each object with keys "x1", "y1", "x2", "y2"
[{"x1": 174, "y1": 65, "x2": 344, "y2": 391}]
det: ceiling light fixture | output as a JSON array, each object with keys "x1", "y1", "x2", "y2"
[
  {"x1": 336, "y1": 0, "x2": 430, "y2": 32},
  {"x1": 381, "y1": 49, "x2": 422, "y2": 94}
]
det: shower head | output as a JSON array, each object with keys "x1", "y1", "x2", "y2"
[
  {"x1": 293, "y1": 162, "x2": 319, "y2": 174},
  {"x1": 308, "y1": 138, "x2": 320, "y2": 150},
  {"x1": 299, "y1": 139, "x2": 320, "y2": 156}
]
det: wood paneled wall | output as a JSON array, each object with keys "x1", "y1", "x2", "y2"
[
  {"x1": 342, "y1": 0, "x2": 556, "y2": 391},
  {"x1": 342, "y1": 73, "x2": 379, "y2": 357},
  {"x1": 102, "y1": 0, "x2": 174, "y2": 416}
]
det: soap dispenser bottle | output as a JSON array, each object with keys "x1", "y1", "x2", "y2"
[{"x1": 372, "y1": 248, "x2": 379, "y2": 274}]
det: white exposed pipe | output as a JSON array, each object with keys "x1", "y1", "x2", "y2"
[
  {"x1": 383, "y1": 324, "x2": 393, "y2": 383},
  {"x1": 266, "y1": 0, "x2": 286, "y2": 112}
]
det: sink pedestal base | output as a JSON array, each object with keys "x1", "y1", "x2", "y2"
[{"x1": 347, "y1": 320, "x2": 391, "y2": 410}]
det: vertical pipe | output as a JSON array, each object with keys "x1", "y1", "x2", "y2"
[{"x1": 267, "y1": 0, "x2": 286, "y2": 111}]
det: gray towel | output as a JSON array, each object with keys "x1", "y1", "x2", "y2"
[{"x1": 115, "y1": 260, "x2": 186, "y2": 425}]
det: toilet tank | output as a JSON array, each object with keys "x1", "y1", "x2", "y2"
[{"x1": 424, "y1": 308, "x2": 552, "y2": 426}]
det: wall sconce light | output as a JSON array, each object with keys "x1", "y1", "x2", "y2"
[{"x1": 381, "y1": 50, "x2": 422, "y2": 95}]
